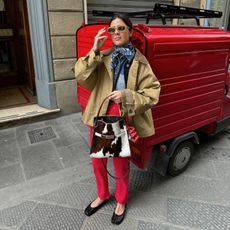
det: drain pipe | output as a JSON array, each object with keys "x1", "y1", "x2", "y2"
[
  {"x1": 83, "y1": 0, "x2": 88, "y2": 24},
  {"x1": 204, "y1": 0, "x2": 212, "y2": 27},
  {"x1": 223, "y1": 0, "x2": 230, "y2": 30},
  {"x1": 173, "y1": 0, "x2": 180, "y2": 25}
]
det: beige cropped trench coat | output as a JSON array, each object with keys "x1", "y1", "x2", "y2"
[{"x1": 75, "y1": 48, "x2": 160, "y2": 137}]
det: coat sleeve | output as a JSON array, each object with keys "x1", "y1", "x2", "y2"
[
  {"x1": 121, "y1": 62, "x2": 161, "y2": 115},
  {"x1": 75, "y1": 49, "x2": 100, "y2": 90}
]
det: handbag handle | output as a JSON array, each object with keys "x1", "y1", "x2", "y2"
[
  {"x1": 96, "y1": 96, "x2": 123, "y2": 118},
  {"x1": 96, "y1": 96, "x2": 110, "y2": 117}
]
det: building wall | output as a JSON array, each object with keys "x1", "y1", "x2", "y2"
[
  {"x1": 176, "y1": 0, "x2": 229, "y2": 28},
  {"x1": 208, "y1": 0, "x2": 225, "y2": 27},
  {"x1": 46, "y1": 0, "x2": 84, "y2": 113}
]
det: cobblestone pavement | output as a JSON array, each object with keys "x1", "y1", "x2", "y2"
[{"x1": 0, "y1": 113, "x2": 230, "y2": 230}]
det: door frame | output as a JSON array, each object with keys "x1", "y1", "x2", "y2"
[{"x1": 26, "y1": 0, "x2": 57, "y2": 109}]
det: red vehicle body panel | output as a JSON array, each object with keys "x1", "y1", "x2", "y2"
[{"x1": 76, "y1": 23, "x2": 230, "y2": 168}]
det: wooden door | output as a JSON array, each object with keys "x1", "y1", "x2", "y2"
[
  {"x1": 15, "y1": 0, "x2": 35, "y2": 94},
  {"x1": 0, "y1": 0, "x2": 17, "y2": 87},
  {"x1": 1, "y1": 0, "x2": 35, "y2": 94}
]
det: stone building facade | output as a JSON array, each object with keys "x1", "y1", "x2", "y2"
[{"x1": 46, "y1": 0, "x2": 84, "y2": 114}]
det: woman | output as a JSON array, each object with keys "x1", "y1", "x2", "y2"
[{"x1": 75, "y1": 14, "x2": 160, "y2": 225}]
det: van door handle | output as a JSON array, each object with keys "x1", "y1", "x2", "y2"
[{"x1": 225, "y1": 84, "x2": 228, "y2": 96}]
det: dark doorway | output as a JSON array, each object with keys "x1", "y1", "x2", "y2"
[
  {"x1": 0, "y1": 0, "x2": 36, "y2": 108},
  {"x1": 0, "y1": 0, "x2": 36, "y2": 93}
]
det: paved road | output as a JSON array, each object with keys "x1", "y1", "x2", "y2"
[{"x1": 0, "y1": 112, "x2": 230, "y2": 230}]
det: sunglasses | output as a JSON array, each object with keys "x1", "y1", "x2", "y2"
[{"x1": 107, "y1": 26, "x2": 128, "y2": 34}]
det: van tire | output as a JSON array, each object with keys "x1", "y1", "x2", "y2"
[{"x1": 168, "y1": 141, "x2": 194, "y2": 176}]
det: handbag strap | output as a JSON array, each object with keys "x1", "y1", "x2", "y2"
[
  {"x1": 102, "y1": 159, "x2": 130, "y2": 180},
  {"x1": 96, "y1": 96, "x2": 110, "y2": 117}
]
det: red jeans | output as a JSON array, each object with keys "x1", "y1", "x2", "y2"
[{"x1": 89, "y1": 102, "x2": 130, "y2": 204}]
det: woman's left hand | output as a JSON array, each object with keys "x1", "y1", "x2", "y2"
[{"x1": 108, "y1": 91, "x2": 122, "y2": 104}]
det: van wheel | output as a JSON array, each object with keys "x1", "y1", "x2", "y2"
[{"x1": 168, "y1": 141, "x2": 194, "y2": 176}]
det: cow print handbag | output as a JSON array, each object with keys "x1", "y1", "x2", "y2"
[{"x1": 90, "y1": 97, "x2": 131, "y2": 159}]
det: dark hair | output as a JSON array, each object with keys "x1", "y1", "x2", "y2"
[{"x1": 109, "y1": 14, "x2": 133, "y2": 30}]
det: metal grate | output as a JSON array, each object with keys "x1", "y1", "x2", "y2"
[
  {"x1": 19, "y1": 203, "x2": 85, "y2": 230},
  {"x1": 27, "y1": 127, "x2": 56, "y2": 144}
]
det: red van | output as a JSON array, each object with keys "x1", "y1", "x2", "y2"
[{"x1": 76, "y1": 4, "x2": 230, "y2": 176}]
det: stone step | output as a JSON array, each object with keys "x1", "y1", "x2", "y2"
[{"x1": 0, "y1": 104, "x2": 60, "y2": 124}]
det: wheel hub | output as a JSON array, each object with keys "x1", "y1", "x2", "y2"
[{"x1": 173, "y1": 147, "x2": 191, "y2": 170}]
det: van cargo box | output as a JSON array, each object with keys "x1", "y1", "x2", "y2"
[{"x1": 76, "y1": 23, "x2": 230, "y2": 170}]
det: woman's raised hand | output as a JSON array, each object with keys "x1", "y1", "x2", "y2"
[{"x1": 92, "y1": 27, "x2": 108, "y2": 53}]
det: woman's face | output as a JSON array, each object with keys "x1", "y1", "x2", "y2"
[{"x1": 109, "y1": 18, "x2": 132, "y2": 47}]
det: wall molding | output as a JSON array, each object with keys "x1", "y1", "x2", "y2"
[{"x1": 26, "y1": 0, "x2": 57, "y2": 109}]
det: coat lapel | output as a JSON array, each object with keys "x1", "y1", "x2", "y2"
[
  {"x1": 102, "y1": 55, "x2": 113, "y2": 79},
  {"x1": 101, "y1": 48, "x2": 113, "y2": 80},
  {"x1": 127, "y1": 49, "x2": 147, "y2": 90},
  {"x1": 127, "y1": 59, "x2": 139, "y2": 90}
]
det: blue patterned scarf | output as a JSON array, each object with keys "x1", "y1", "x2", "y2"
[{"x1": 111, "y1": 42, "x2": 136, "y2": 90}]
